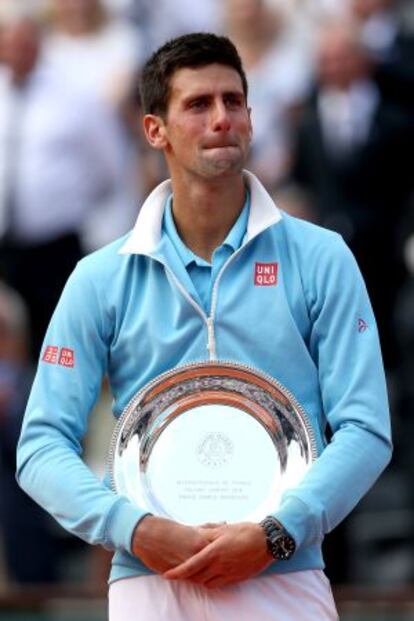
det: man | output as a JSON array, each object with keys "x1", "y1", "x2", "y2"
[
  {"x1": 0, "y1": 11, "x2": 128, "y2": 359},
  {"x1": 291, "y1": 21, "x2": 413, "y2": 371},
  {"x1": 17, "y1": 33, "x2": 391, "y2": 620},
  {"x1": 0, "y1": 282, "x2": 60, "y2": 584}
]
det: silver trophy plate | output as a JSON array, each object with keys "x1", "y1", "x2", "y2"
[{"x1": 108, "y1": 362, "x2": 317, "y2": 524}]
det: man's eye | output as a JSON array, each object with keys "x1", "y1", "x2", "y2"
[
  {"x1": 224, "y1": 96, "x2": 243, "y2": 108},
  {"x1": 190, "y1": 99, "x2": 208, "y2": 110}
]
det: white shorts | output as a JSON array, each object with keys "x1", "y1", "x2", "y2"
[{"x1": 108, "y1": 570, "x2": 338, "y2": 621}]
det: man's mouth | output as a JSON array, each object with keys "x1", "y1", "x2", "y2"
[{"x1": 203, "y1": 143, "x2": 238, "y2": 150}]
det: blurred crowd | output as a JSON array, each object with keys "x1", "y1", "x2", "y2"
[{"x1": 0, "y1": 0, "x2": 414, "y2": 592}]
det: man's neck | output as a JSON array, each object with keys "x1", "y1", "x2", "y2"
[{"x1": 170, "y1": 174, "x2": 246, "y2": 262}]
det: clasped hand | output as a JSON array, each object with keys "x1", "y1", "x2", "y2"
[{"x1": 132, "y1": 516, "x2": 273, "y2": 589}]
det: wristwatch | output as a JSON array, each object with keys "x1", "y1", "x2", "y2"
[{"x1": 260, "y1": 516, "x2": 296, "y2": 561}]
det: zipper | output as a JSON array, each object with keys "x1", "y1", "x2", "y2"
[
  {"x1": 164, "y1": 251, "x2": 242, "y2": 362},
  {"x1": 154, "y1": 207, "x2": 270, "y2": 363},
  {"x1": 206, "y1": 317, "x2": 216, "y2": 359},
  {"x1": 161, "y1": 233, "x2": 258, "y2": 362},
  {"x1": 164, "y1": 266, "x2": 220, "y2": 360},
  {"x1": 162, "y1": 264, "x2": 218, "y2": 359},
  {"x1": 207, "y1": 238, "x2": 253, "y2": 342}
]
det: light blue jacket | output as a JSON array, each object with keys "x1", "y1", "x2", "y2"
[{"x1": 16, "y1": 171, "x2": 392, "y2": 583}]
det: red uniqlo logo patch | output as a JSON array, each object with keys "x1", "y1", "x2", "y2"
[
  {"x1": 254, "y1": 262, "x2": 278, "y2": 286},
  {"x1": 42, "y1": 345, "x2": 59, "y2": 364},
  {"x1": 59, "y1": 348, "x2": 75, "y2": 368}
]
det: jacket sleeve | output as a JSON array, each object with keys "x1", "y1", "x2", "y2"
[
  {"x1": 274, "y1": 233, "x2": 392, "y2": 549},
  {"x1": 16, "y1": 262, "x2": 148, "y2": 553}
]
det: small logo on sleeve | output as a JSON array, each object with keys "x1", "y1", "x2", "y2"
[
  {"x1": 58, "y1": 348, "x2": 75, "y2": 368},
  {"x1": 254, "y1": 262, "x2": 278, "y2": 286},
  {"x1": 42, "y1": 345, "x2": 75, "y2": 368},
  {"x1": 358, "y1": 318, "x2": 368, "y2": 333},
  {"x1": 42, "y1": 345, "x2": 59, "y2": 364}
]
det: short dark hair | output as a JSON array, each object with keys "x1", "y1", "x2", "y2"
[{"x1": 140, "y1": 32, "x2": 248, "y2": 117}]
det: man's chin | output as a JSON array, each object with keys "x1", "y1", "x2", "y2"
[{"x1": 198, "y1": 155, "x2": 245, "y2": 177}]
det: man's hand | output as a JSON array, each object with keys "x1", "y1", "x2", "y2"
[
  {"x1": 163, "y1": 522, "x2": 273, "y2": 589},
  {"x1": 131, "y1": 515, "x2": 215, "y2": 574}
]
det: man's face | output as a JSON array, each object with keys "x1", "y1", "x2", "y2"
[
  {"x1": 318, "y1": 29, "x2": 365, "y2": 90},
  {"x1": 147, "y1": 63, "x2": 252, "y2": 181},
  {"x1": 225, "y1": 0, "x2": 265, "y2": 24},
  {"x1": 1, "y1": 20, "x2": 39, "y2": 81},
  {"x1": 352, "y1": 0, "x2": 391, "y2": 19},
  {"x1": 52, "y1": 0, "x2": 99, "y2": 23}
]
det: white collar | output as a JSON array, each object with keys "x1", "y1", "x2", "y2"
[{"x1": 119, "y1": 170, "x2": 282, "y2": 256}]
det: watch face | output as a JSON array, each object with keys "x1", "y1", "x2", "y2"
[
  {"x1": 261, "y1": 516, "x2": 296, "y2": 560},
  {"x1": 274, "y1": 534, "x2": 296, "y2": 560}
]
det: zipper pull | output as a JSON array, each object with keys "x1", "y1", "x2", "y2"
[{"x1": 206, "y1": 317, "x2": 216, "y2": 360}]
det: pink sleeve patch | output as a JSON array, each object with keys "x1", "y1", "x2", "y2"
[
  {"x1": 58, "y1": 348, "x2": 75, "y2": 368},
  {"x1": 42, "y1": 345, "x2": 59, "y2": 364}
]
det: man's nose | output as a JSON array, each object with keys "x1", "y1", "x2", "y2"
[{"x1": 211, "y1": 101, "x2": 231, "y2": 132}]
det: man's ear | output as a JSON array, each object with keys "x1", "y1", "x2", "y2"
[
  {"x1": 247, "y1": 106, "x2": 253, "y2": 139},
  {"x1": 143, "y1": 114, "x2": 168, "y2": 150}
]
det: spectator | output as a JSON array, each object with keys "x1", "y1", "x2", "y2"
[
  {"x1": 0, "y1": 281, "x2": 59, "y2": 583},
  {"x1": 290, "y1": 20, "x2": 413, "y2": 370},
  {"x1": 42, "y1": 0, "x2": 146, "y2": 245},
  {"x1": 393, "y1": 197, "x2": 414, "y2": 469},
  {"x1": 351, "y1": 0, "x2": 414, "y2": 110},
  {"x1": 42, "y1": 0, "x2": 142, "y2": 110},
  {"x1": 123, "y1": 0, "x2": 222, "y2": 55},
  {"x1": 0, "y1": 11, "x2": 127, "y2": 359},
  {"x1": 224, "y1": 0, "x2": 312, "y2": 191}
]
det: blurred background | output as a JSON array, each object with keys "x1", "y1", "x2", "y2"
[{"x1": 0, "y1": 0, "x2": 413, "y2": 618}]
